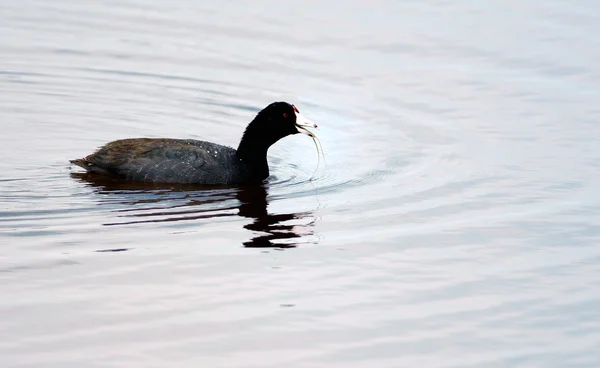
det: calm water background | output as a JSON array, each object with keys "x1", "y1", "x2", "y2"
[{"x1": 2, "y1": 1, "x2": 600, "y2": 367}]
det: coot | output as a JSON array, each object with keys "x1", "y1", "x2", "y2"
[{"x1": 70, "y1": 102, "x2": 318, "y2": 185}]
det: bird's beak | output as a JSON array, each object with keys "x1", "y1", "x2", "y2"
[{"x1": 295, "y1": 112, "x2": 318, "y2": 137}]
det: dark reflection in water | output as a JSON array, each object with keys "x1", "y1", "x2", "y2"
[
  {"x1": 237, "y1": 185, "x2": 315, "y2": 248},
  {"x1": 71, "y1": 173, "x2": 316, "y2": 249}
]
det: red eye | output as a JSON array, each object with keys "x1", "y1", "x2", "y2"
[{"x1": 283, "y1": 113, "x2": 288, "y2": 118}]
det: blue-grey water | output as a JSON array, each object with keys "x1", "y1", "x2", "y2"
[{"x1": 2, "y1": 1, "x2": 600, "y2": 367}]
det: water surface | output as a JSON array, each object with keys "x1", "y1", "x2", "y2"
[{"x1": 2, "y1": 1, "x2": 600, "y2": 367}]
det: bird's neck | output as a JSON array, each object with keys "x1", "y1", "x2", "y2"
[{"x1": 236, "y1": 119, "x2": 274, "y2": 180}]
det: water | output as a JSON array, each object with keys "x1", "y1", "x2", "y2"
[{"x1": 2, "y1": 0, "x2": 600, "y2": 366}]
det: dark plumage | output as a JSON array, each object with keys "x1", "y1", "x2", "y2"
[{"x1": 70, "y1": 102, "x2": 318, "y2": 185}]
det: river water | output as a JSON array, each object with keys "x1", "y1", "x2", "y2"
[{"x1": 2, "y1": 1, "x2": 600, "y2": 367}]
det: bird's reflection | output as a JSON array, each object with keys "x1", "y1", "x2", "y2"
[
  {"x1": 236, "y1": 185, "x2": 315, "y2": 248},
  {"x1": 71, "y1": 173, "x2": 316, "y2": 249}
]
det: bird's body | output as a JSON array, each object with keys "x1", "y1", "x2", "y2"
[
  {"x1": 71, "y1": 138, "x2": 251, "y2": 185},
  {"x1": 70, "y1": 102, "x2": 318, "y2": 185}
]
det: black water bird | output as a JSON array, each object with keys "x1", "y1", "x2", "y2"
[{"x1": 70, "y1": 102, "x2": 318, "y2": 185}]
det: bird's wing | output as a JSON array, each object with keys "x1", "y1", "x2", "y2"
[{"x1": 75, "y1": 138, "x2": 236, "y2": 184}]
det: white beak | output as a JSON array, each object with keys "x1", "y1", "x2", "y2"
[{"x1": 295, "y1": 112, "x2": 318, "y2": 137}]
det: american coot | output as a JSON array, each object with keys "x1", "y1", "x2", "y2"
[{"x1": 70, "y1": 102, "x2": 318, "y2": 185}]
